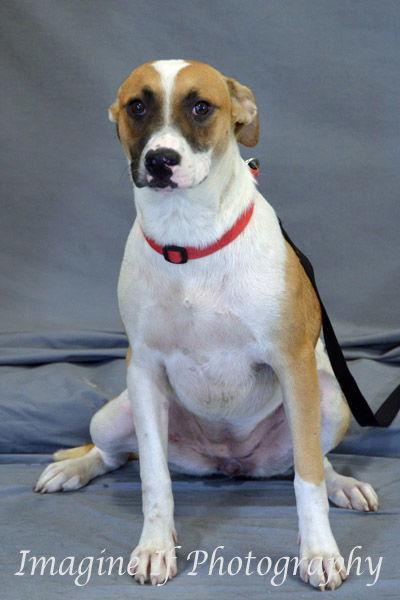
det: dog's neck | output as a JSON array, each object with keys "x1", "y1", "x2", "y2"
[{"x1": 133, "y1": 142, "x2": 256, "y2": 248}]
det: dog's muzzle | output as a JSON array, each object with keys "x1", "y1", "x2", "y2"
[{"x1": 144, "y1": 147, "x2": 181, "y2": 189}]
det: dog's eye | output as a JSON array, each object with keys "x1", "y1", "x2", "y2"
[
  {"x1": 128, "y1": 99, "x2": 147, "y2": 117},
  {"x1": 192, "y1": 101, "x2": 210, "y2": 117}
]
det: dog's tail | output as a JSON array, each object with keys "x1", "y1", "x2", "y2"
[{"x1": 53, "y1": 444, "x2": 138, "y2": 462}]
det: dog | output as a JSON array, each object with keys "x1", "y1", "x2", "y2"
[{"x1": 35, "y1": 60, "x2": 379, "y2": 590}]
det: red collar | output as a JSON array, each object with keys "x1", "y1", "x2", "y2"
[{"x1": 142, "y1": 201, "x2": 255, "y2": 264}]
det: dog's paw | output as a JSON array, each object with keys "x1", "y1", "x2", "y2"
[
  {"x1": 327, "y1": 474, "x2": 379, "y2": 512},
  {"x1": 298, "y1": 551, "x2": 347, "y2": 591},
  {"x1": 128, "y1": 534, "x2": 178, "y2": 585},
  {"x1": 34, "y1": 458, "x2": 93, "y2": 493}
]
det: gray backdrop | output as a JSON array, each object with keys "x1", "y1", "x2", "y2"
[{"x1": 1, "y1": 1, "x2": 399, "y2": 599}]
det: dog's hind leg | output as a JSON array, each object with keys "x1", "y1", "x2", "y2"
[
  {"x1": 323, "y1": 457, "x2": 379, "y2": 512},
  {"x1": 317, "y1": 343, "x2": 379, "y2": 512},
  {"x1": 34, "y1": 389, "x2": 136, "y2": 493}
]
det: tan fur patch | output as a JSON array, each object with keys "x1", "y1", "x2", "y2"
[
  {"x1": 126, "y1": 346, "x2": 132, "y2": 365},
  {"x1": 109, "y1": 62, "x2": 164, "y2": 157},
  {"x1": 171, "y1": 61, "x2": 233, "y2": 158},
  {"x1": 280, "y1": 242, "x2": 322, "y2": 353},
  {"x1": 225, "y1": 77, "x2": 259, "y2": 146},
  {"x1": 53, "y1": 443, "x2": 94, "y2": 461},
  {"x1": 54, "y1": 441, "x2": 137, "y2": 463},
  {"x1": 275, "y1": 242, "x2": 325, "y2": 484}
]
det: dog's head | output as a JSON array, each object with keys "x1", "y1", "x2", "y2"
[{"x1": 109, "y1": 60, "x2": 259, "y2": 191}]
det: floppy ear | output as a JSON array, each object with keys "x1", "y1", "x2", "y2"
[
  {"x1": 108, "y1": 100, "x2": 119, "y2": 123},
  {"x1": 225, "y1": 77, "x2": 259, "y2": 147}
]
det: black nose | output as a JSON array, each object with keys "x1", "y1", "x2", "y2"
[{"x1": 144, "y1": 148, "x2": 181, "y2": 180}]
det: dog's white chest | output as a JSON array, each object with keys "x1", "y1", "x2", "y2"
[
  {"x1": 156, "y1": 295, "x2": 264, "y2": 417},
  {"x1": 129, "y1": 293, "x2": 278, "y2": 422},
  {"x1": 119, "y1": 194, "x2": 287, "y2": 420}
]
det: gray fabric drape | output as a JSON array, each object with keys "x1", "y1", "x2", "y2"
[{"x1": 1, "y1": 1, "x2": 399, "y2": 597}]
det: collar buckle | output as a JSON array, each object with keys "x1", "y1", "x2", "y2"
[{"x1": 162, "y1": 245, "x2": 188, "y2": 264}]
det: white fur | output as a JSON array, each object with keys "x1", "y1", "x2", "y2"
[
  {"x1": 140, "y1": 128, "x2": 212, "y2": 192},
  {"x1": 294, "y1": 475, "x2": 347, "y2": 590},
  {"x1": 152, "y1": 59, "x2": 188, "y2": 123},
  {"x1": 135, "y1": 136, "x2": 256, "y2": 247}
]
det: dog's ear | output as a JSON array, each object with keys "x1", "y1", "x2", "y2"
[
  {"x1": 108, "y1": 100, "x2": 119, "y2": 123},
  {"x1": 225, "y1": 77, "x2": 259, "y2": 147}
]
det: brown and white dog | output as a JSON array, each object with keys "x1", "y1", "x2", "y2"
[{"x1": 35, "y1": 60, "x2": 379, "y2": 590}]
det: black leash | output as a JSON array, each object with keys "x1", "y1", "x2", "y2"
[{"x1": 246, "y1": 157, "x2": 400, "y2": 427}]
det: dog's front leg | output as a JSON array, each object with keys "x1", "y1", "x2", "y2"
[
  {"x1": 126, "y1": 361, "x2": 177, "y2": 585},
  {"x1": 276, "y1": 347, "x2": 347, "y2": 591}
]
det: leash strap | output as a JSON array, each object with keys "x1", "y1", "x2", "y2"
[{"x1": 279, "y1": 222, "x2": 400, "y2": 427}]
